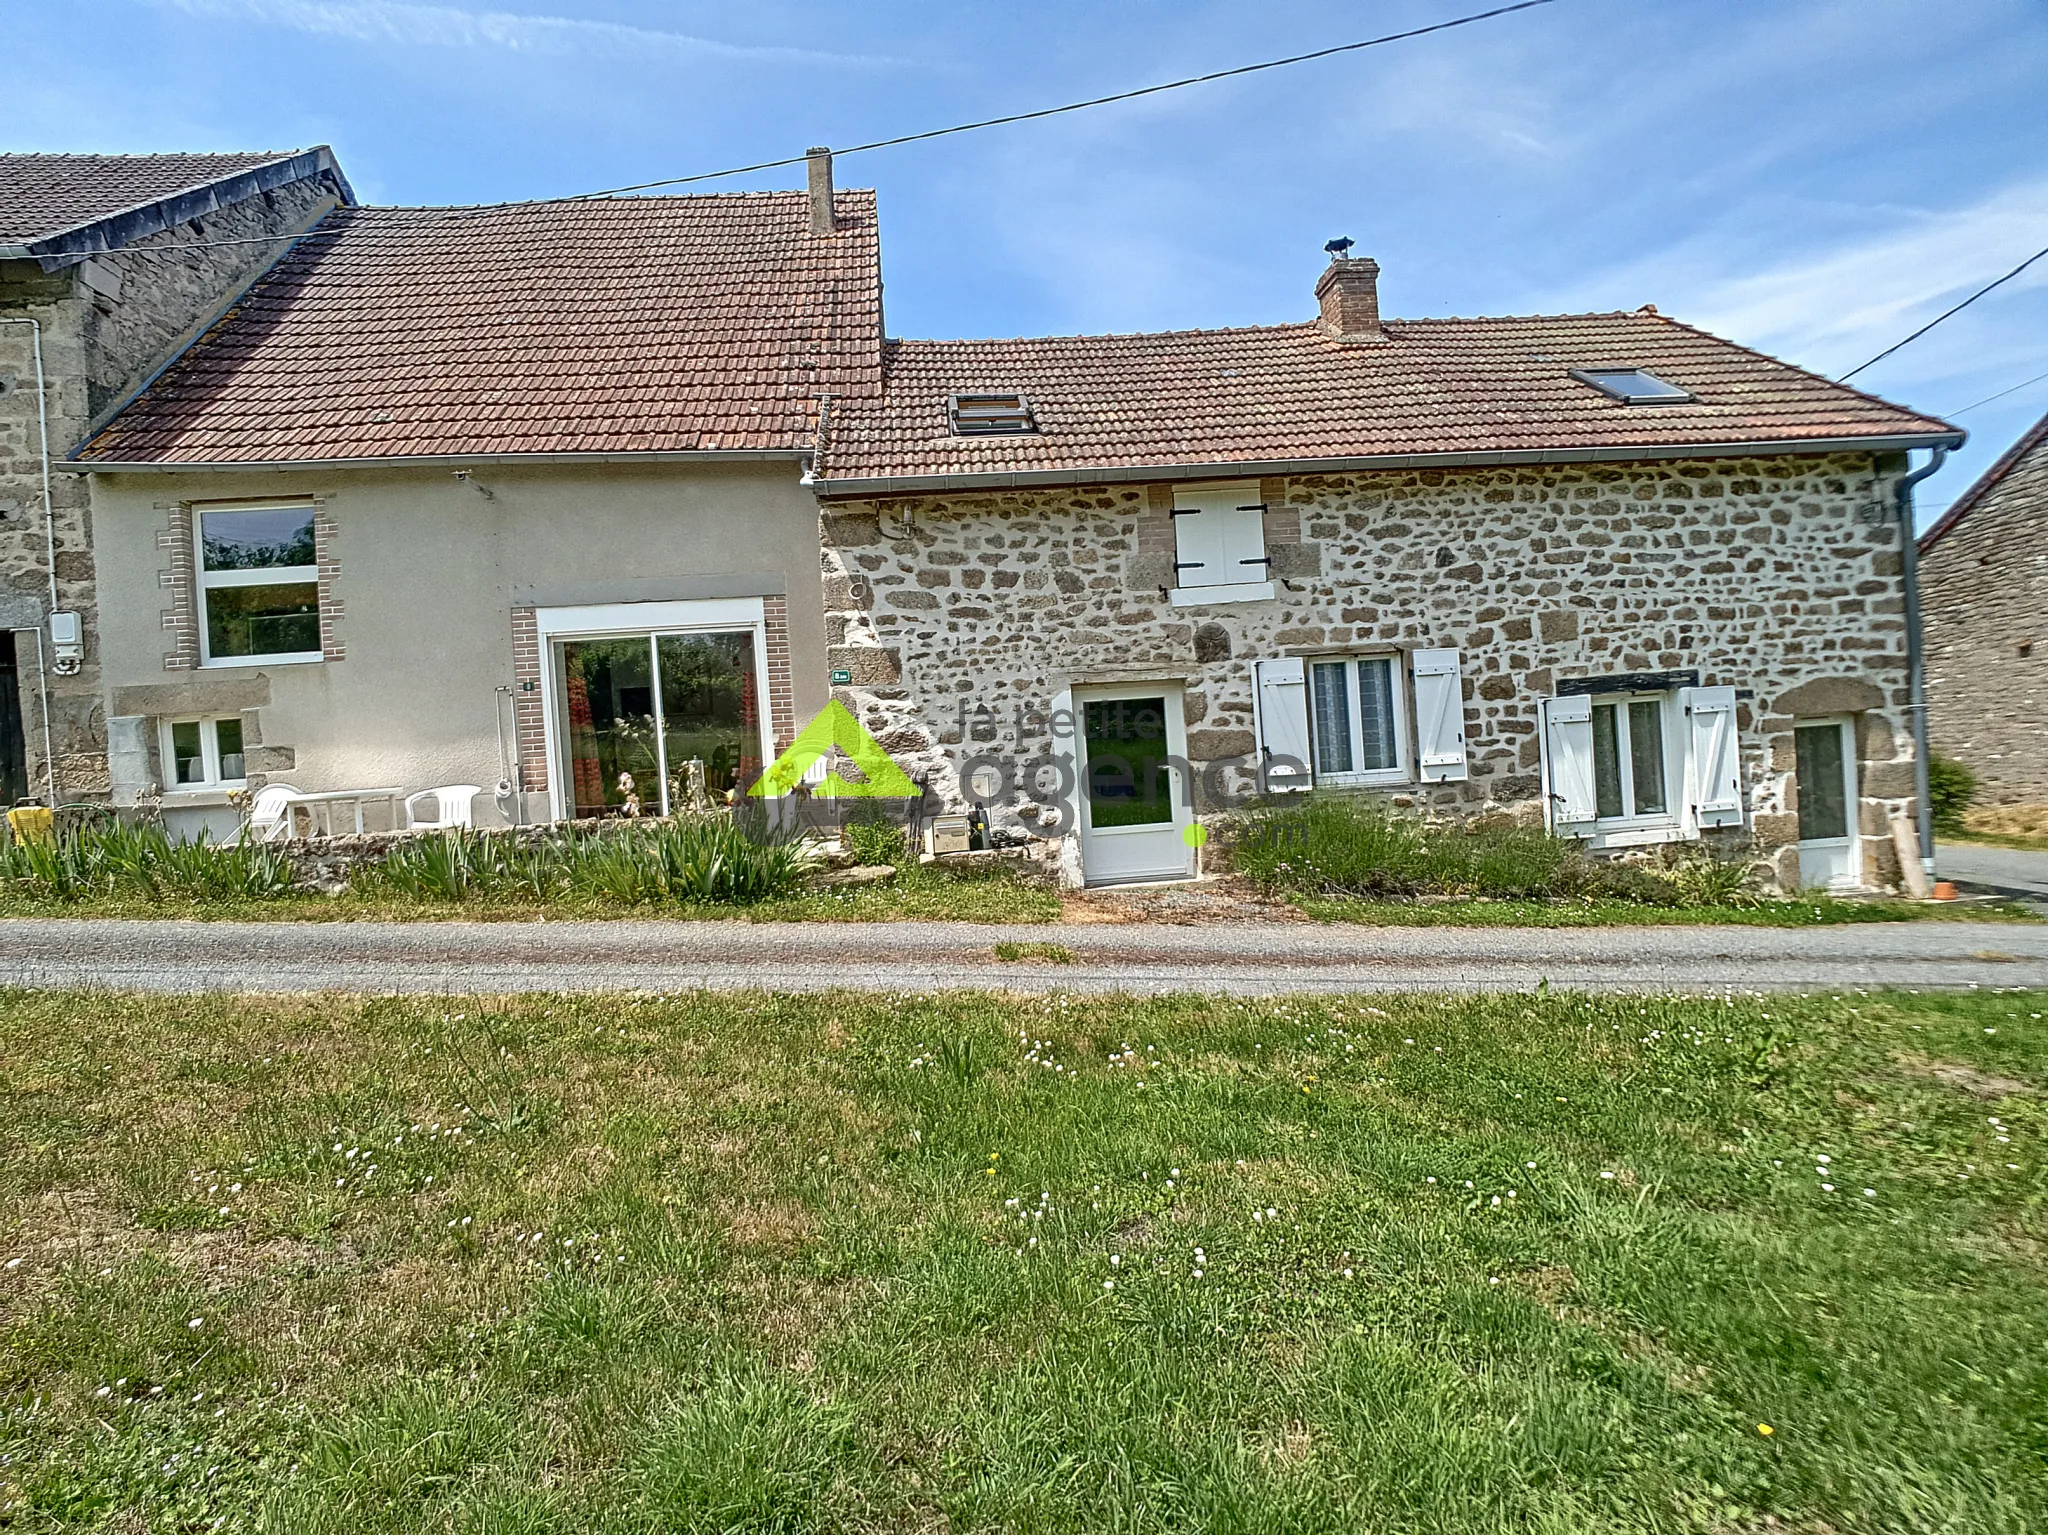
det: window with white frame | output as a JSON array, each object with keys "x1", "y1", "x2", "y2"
[
  {"x1": 1590, "y1": 694, "x2": 1673, "y2": 821},
  {"x1": 197, "y1": 505, "x2": 321, "y2": 664},
  {"x1": 1307, "y1": 655, "x2": 1408, "y2": 784},
  {"x1": 161, "y1": 716, "x2": 247, "y2": 789},
  {"x1": 1542, "y1": 681, "x2": 1743, "y2": 844},
  {"x1": 1171, "y1": 484, "x2": 1271, "y2": 603},
  {"x1": 1253, "y1": 648, "x2": 1470, "y2": 793}
]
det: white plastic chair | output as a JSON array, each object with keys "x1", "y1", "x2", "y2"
[
  {"x1": 405, "y1": 785, "x2": 481, "y2": 831},
  {"x1": 247, "y1": 784, "x2": 304, "y2": 844}
]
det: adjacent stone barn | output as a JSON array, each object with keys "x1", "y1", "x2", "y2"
[
  {"x1": 809, "y1": 256, "x2": 1961, "y2": 892},
  {"x1": 1919, "y1": 408, "x2": 2048, "y2": 808},
  {"x1": 0, "y1": 150, "x2": 353, "y2": 804}
]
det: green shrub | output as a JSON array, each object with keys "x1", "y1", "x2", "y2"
[
  {"x1": 842, "y1": 808, "x2": 906, "y2": 867},
  {"x1": 1927, "y1": 751, "x2": 1977, "y2": 834},
  {"x1": 0, "y1": 820, "x2": 293, "y2": 903},
  {"x1": 358, "y1": 817, "x2": 815, "y2": 907},
  {"x1": 1233, "y1": 796, "x2": 1763, "y2": 908}
]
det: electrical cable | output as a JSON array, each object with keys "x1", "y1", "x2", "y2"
[
  {"x1": 82, "y1": 0, "x2": 1563, "y2": 259},
  {"x1": 1838, "y1": 240, "x2": 2048, "y2": 383},
  {"x1": 1945, "y1": 365, "x2": 2048, "y2": 418}
]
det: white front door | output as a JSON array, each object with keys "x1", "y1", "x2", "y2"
[
  {"x1": 1074, "y1": 685, "x2": 1195, "y2": 886},
  {"x1": 1795, "y1": 717, "x2": 1861, "y2": 890}
]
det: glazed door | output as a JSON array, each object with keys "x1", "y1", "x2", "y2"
[
  {"x1": 1794, "y1": 718, "x2": 1860, "y2": 890},
  {"x1": 1074, "y1": 686, "x2": 1195, "y2": 885}
]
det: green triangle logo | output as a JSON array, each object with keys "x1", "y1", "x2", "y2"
[{"x1": 750, "y1": 700, "x2": 920, "y2": 798}]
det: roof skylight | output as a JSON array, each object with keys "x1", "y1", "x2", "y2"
[
  {"x1": 948, "y1": 393, "x2": 1037, "y2": 436},
  {"x1": 1570, "y1": 367, "x2": 1694, "y2": 405}
]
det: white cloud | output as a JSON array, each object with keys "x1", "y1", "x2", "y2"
[
  {"x1": 1688, "y1": 179, "x2": 2048, "y2": 370},
  {"x1": 145, "y1": 0, "x2": 899, "y2": 67}
]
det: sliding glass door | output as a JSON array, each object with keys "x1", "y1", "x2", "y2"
[{"x1": 553, "y1": 628, "x2": 760, "y2": 819}]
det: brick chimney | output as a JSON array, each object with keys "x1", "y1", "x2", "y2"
[
  {"x1": 1316, "y1": 255, "x2": 1384, "y2": 342},
  {"x1": 807, "y1": 147, "x2": 835, "y2": 236}
]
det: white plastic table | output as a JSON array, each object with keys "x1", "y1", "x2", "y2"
[{"x1": 285, "y1": 787, "x2": 405, "y2": 837}]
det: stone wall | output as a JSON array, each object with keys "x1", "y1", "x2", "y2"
[
  {"x1": 1920, "y1": 422, "x2": 2048, "y2": 804},
  {"x1": 0, "y1": 171, "x2": 346, "y2": 801},
  {"x1": 820, "y1": 451, "x2": 1923, "y2": 891}
]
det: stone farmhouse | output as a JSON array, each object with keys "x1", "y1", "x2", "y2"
[
  {"x1": 67, "y1": 151, "x2": 875, "y2": 840},
  {"x1": 11, "y1": 145, "x2": 1963, "y2": 892},
  {"x1": 1, "y1": 150, "x2": 353, "y2": 807},
  {"x1": 808, "y1": 256, "x2": 1962, "y2": 892},
  {"x1": 1919, "y1": 407, "x2": 2048, "y2": 807}
]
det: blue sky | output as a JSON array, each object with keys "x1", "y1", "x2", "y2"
[{"x1": 7, "y1": 0, "x2": 2046, "y2": 519}]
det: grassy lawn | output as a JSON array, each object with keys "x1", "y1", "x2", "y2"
[
  {"x1": 3, "y1": 986, "x2": 2045, "y2": 1531},
  {"x1": 1296, "y1": 894, "x2": 2039, "y2": 926}
]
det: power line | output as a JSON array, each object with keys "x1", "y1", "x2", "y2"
[
  {"x1": 88, "y1": 0, "x2": 1563, "y2": 259},
  {"x1": 1838, "y1": 240, "x2": 2048, "y2": 383},
  {"x1": 1946, "y1": 365, "x2": 2048, "y2": 418}
]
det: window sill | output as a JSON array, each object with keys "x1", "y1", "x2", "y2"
[
  {"x1": 1586, "y1": 821, "x2": 1693, "y2": 850},
  {"x1": 159, "y1": 787, "x2": 246, "y2": 807},
  {"x1": 1314, "y1": 771, "x2": 1410, "y2": 790},
  {"x1": 199, "y1": 653, "x2": 324, "y2": 669},
  {"x1": 1170, "y1": 581, "x2": 1275, "y2": 608}
]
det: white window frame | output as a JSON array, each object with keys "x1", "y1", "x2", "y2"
[
  {"x1": 195, "y1": 503, "x2": 323, "y2": 669},
  {"x1": 1304, "y1": 653, "x2": 1411, "y2": 788},
  {"x1": 159, "y1": 716, "x2": 248, "y2": 791},
  {"x1": 535, "y1": 597, "x2": 773, "y2": 824},
  {"x1": 1169, "y1": 482, "x2": 1274, "y2": 606},
  {"x1": 1587, "y1": 690, "x2": 1682, "y2": 842}
]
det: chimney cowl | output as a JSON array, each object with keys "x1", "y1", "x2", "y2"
[
  {"x1": 1316, "y1": 255, "x2": 1385, "y2": 343},
  {"x1": 806, "y1": 147, "x2": 835, "y2": 236}
]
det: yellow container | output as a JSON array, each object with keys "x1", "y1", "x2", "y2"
[{"x1": 6, "y1": 806, "x2": 54, "y2": 845}]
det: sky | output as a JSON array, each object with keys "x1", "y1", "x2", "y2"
[{"x1": 6, "y1": 0, "x2": 2047, "y2": 522}]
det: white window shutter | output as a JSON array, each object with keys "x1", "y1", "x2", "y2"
[
  {"x1": 1541, "y1": 694, "x2": 1598, "y2": 832},
  {"x1": 1218, "y1": 495, "x2": 1269, "y2": 582},
  {"x1": 1253, "y1": 657, "x2": 1312, "y2": 792},
  {"x1": 1410, "y1": 648, "x2": 1468, "y2": 782},
  {"x1": 1680, "y1": 685, "x2": 1743, "y2": 829},
  {"x1": 1173, "y1": 488, "x2": 1267, "y2": 589},
  {"x1": 1172, "y1": 492, "x2": 1228, "y2": 589}
]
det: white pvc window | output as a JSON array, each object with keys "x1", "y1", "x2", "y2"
[
  {"x1": 1590, "y1": 693, "x2": 1677, "y2": 824},
  {"x1": 196, "y1": 505, "x2": 321, "y2": 666},
  {"x1": 161, "y1": 716, "x2": 247, "y2": 788},
  {"x1": 1307, "y1": 655, "x2": 1409, "y2": 785}
]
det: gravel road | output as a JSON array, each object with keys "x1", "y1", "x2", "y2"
[{"x1": 3, "y1": 917, "x2": 2046, "y2": 995}]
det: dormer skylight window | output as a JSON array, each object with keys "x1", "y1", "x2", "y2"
[
  {"x1": 1570, "y1": 368, "x2": 1694, "y2": 405},
  {"x1": 948, "y1": 393, "x2": 1037, "y2": 436}
]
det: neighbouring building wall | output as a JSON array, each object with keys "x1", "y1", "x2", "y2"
[
  {"x1": 822, "y1": 451, "x2": 1923, "y2": 890},
  {"x1": 0, "y1": 170, "x2": 346, "y2": 801},
  {"x1": 1921, "y1": 426, "x2": 2048, "y2": 805},
  {"x1": 86, "y1": 459, "x2": 828, "y2": 827}
]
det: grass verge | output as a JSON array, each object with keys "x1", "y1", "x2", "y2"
[
  {"x1": 2, "y1": 985, "x2": 2044, "y2": 1531},
  {"x1": 1297, "y1": 894, "x2": 2038, "y2": 926},
  {"x1": 0, "y1": 862, "x2": 1062, "y2": 926}
]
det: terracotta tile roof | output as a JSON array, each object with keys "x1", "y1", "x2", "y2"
[
  {"x1": 813, "y1": 311, "x2": 1960, "y2": 491},
  {"x1": 0, "y1": 151, "x2": 308, "y2": 245},
  {"x1": 1918, "y1": 407, "x2": 2048, "y2": 556},
  {"x1": 77, "y1": 192, "x2": 883, "y2": 463}
]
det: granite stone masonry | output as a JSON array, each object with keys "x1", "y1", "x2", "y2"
[
  {"x1": 821, "y1": 451, "x2": 1923, "y2": 891},
  {"x1": 1919, "y1": 411, "x2": 2048, "y2": 805},
  {"x1": 0, "y1": 166, "x2": 345, "y2": 799}
]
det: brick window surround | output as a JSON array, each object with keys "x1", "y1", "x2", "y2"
[
  {"x1": 1139, "y1": 478, "x2": 1295, "y2": 557},
  {"x1": 509, "y1": 597, "x2": 798, "y2": 803},
  {"x1": 161, "y1": 498, "x2": 340, "y2": 670}
]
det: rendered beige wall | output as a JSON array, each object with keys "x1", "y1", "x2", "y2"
[{"x1": 86, "y1": 459, "x2": 827, "y2": 826}]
